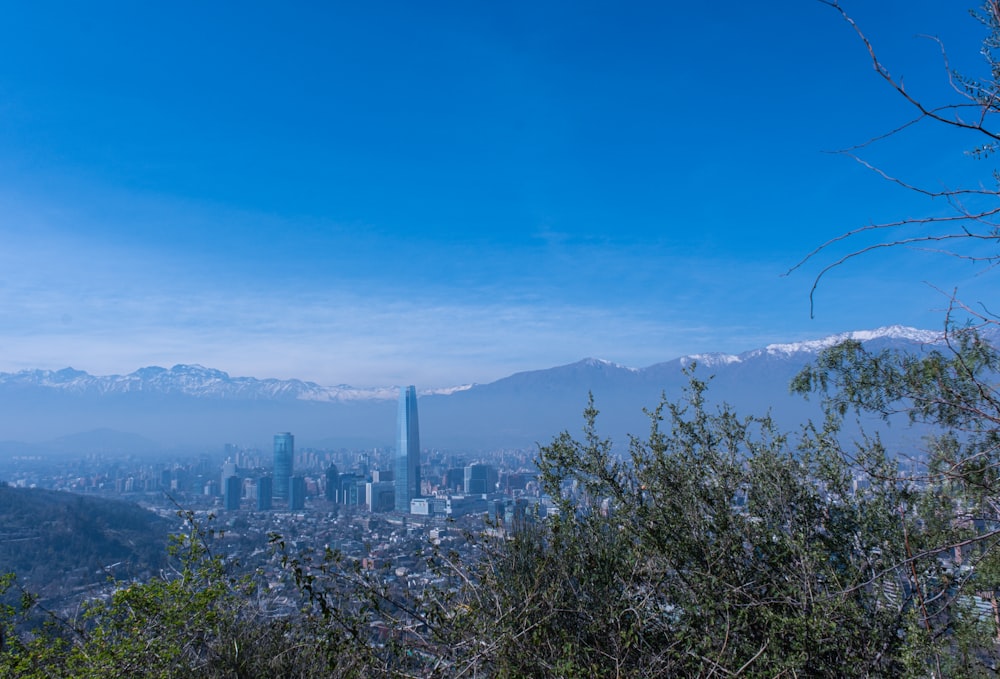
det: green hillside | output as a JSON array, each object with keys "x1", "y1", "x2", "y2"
[{"x1": 0, "y1": 484, "x2": 170, "y2": 597}]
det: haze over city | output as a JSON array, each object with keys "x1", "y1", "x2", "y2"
[{"x1": 1, "y1": 1, "x2": 995, "y2": 388}]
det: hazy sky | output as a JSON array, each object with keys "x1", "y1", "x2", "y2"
[{"x1": 0, "y1": 1, "x2": 995, "y2": 387}]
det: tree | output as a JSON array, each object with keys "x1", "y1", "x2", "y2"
[
  {"x1": 0, "y1": 511, "x2": 343, "y2": 679},
  {"x1": 787, "y1": 2, "x2": 1000, "y2": 674},
  {"x1": 469, "y1": 377, "x2": 914, "y2": 677},
  {"x1": 794, "y1": 332, "x2": 1000, "y2": 676}
]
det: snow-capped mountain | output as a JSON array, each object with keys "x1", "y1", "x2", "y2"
[
  {"x1": 0, "y1": 326, "x2": 971, "y2": 452},
  {"x1": 678, "y1": 325, "x2": 944, "y2": 368},
  {"x1": 0, "y1": 364, "x2": 449, "y2": 402},
  {"x1": 756, "y1": 325, "x2": 944, "y2": 358},
  {"x1": 0, "y1": 325, "x2": 949, "y2": 403}
]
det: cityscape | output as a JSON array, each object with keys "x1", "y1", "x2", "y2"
[
  {"x1": 5, "y1": 385, "x2": 547, "y2": 522},
  {"x1": 0, "y1": 383, "x2": 556, "y2": 621}
]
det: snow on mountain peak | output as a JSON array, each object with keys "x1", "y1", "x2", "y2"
[
  {"x1": 679, "y1": 353, "x2": 741, "y2": 368},
  {"x1": 762, "y1": 325, "x2": 943, "y2": 357},
  {"x1": 675, "y1": 326, "x2": 942, "y2": 367},
  {"x1": 0, "y1": 326, "x2": 950, "y2": 403},
  {"x1": 577, "y1": 357, "x2": 638, "y2": 371},
  {"x1": 420, "y1": 384, "x2": 475, "y2": 396}
]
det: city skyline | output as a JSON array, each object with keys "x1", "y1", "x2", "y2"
[{"x1": 0, "y1": 2, "x2": 994, "y2": 388}]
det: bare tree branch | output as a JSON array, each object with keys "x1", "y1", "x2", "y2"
[{"x1": 793, "y1": 1, "x2": 1000, "y2": 315}]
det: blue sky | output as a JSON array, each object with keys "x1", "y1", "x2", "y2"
[{"x1": 0, "y1": 1, "x2": 995, "y2": 387}]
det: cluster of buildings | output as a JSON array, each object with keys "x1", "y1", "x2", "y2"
[
  {"x1": 219, "y1": 386, "x2": 529, "y2": 521},
  {"x1": 0, "y1": 385, "x2": 552, "y2": 625}
]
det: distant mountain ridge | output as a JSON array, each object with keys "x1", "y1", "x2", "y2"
[
  {"x1": 0, "y1": 363, "x2": 475, "y2": 402},
  {"x1": 0, "y1": 364, "x2": 400, "y2": 402},
  {"x1": 0, "y1": 326, "x2": 982, "y2": 452},
  {"x1": 0, "y1": 325, "x2": 949, "y2": 402}
]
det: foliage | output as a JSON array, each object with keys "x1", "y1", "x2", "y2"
[
  {"x1": 0, "y1": 486, "x2": 170, "y2": 596},
  {"x1": 793, "y1": 327, "x2": 1000, "y2": 491},
  {"x1": 788, "y1": 3, "x2": 1000, "y2": 666},
  {"x1": 0, "y1": 511, "x2": 339, "y2": 679},
  {"x1": 269, "y1": 532, "x2": 466, "y2": 677},
  {"x1": 470, "y1": 375, "x2": 909, "y2": 677},
  {"x1": 794, "y1": 327, "x2": 1000, "y2": 677}
]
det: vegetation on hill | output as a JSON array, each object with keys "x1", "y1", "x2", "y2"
[{"x1": 0, "y1": 485, "x2": 169, "y2": 597}]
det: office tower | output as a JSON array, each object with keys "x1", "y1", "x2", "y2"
[
  {"x1": 394, "y1": 385, "x2": 421, "y2": 512},
  {"x1": 367, "y1": 481, "x2": 396, "y2": 512},
  {"x1": 446, "y1": 467, "x2": 465, "y2": 492},
  {"x1": 464, "y1": 463, "x2": 497, "y2": 495},
  {"x1": 289, "y1": 476, "x2": 306, "y2": 511},
  {"x1": 324, "y1": 465, "x2": 339, "y2": 501},
  {"x1": 338, "y1": 473, "x2": 366, "y2": 505},
  {"x1": 224, "y1": 475, "x2": 241, "y2": 511},
  {"x1": 221, "y1": 459, "x2": 237, "y2": 489},
  {"x1": 257, "y1": 476, "x2": 273, "y2": 511},
  {"x1": 273, "y1": 432, "x2": 294, "y2": 500}
]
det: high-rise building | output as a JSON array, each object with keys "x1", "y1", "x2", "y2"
[
  {"x1": 221, "y1": 459, "x2": 237, "y2": 483},
  {"x1": 257, "y1": 476, "x2": 273, "y2": 511},
  {"x1": 464, "y1": 462, "x2": 497, "y2": 495},
  {"x1": 335, "y1": 472, "x2": 364, "y2": 505},
  {"x1": 367, "y1": 481, "x2": 396, "y2": 512},
  {"x1": 394, "y1": 385, "x2": 421, "y2": 512},
  {"x1": 224, "y1": 475, "x2": 241, "y2": 511},
  {"x1": 273, "y1": 432, "x2": 294, "y2": 500},
  {"x1": 446, "y1": 467, "x2": 465, "y2": 492},
  {"x1": 324, "y1": 465, "x2": 339, "y2": 501},
  {"x1": 289, "y1": 476, "x2": 306, "y2": 511}
]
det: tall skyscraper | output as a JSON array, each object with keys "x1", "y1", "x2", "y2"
[
  {"x1": 289, "y1": 476, "x2": 306, "y2": 511},
  {"x1": 324, "y1": 464, "x2": 339, "y2": 502},
  {"x1": 273, "y1": 432, "x2": 294, "y2": 500},
  {"x1": 394, "y1": 385, "x2": 421, "y2": 512},
  {"x1": 221, "y1": 459, "x2": 237, "y2": 482},
  {"x1": 224, "y1": 475, "x2": 241, "y2": 511},
  {"x1": 257, "y1": 476, "x2": 273, "y2": 511}
]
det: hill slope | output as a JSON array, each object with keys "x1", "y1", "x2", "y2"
[{"x1": 0, "y1": 485, "x2": 171, "y2": 597}]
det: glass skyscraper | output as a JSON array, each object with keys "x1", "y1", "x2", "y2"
[
  {"x1": 223, "y1": 475, "x2": 241, "y2": 511},
  {"x1": 289, "y1": 476, "x2": 306, "y2": 511},
  {"x1": 273, "y1": 432, "x2": 294, "y2": 500},
  {"x1": 464, "y1": 462, "x2": 497, "y2": 495},
  {"x1": 394, "y1": 386, "x2": 420, "y2": 512},
  {"x1": 257, "y1": 476, "x2": 273, "y2": 511}
]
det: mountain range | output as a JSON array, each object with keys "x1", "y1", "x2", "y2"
[{"x1": 0, "y1": 326, "x2": 967, "y2": 455}]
